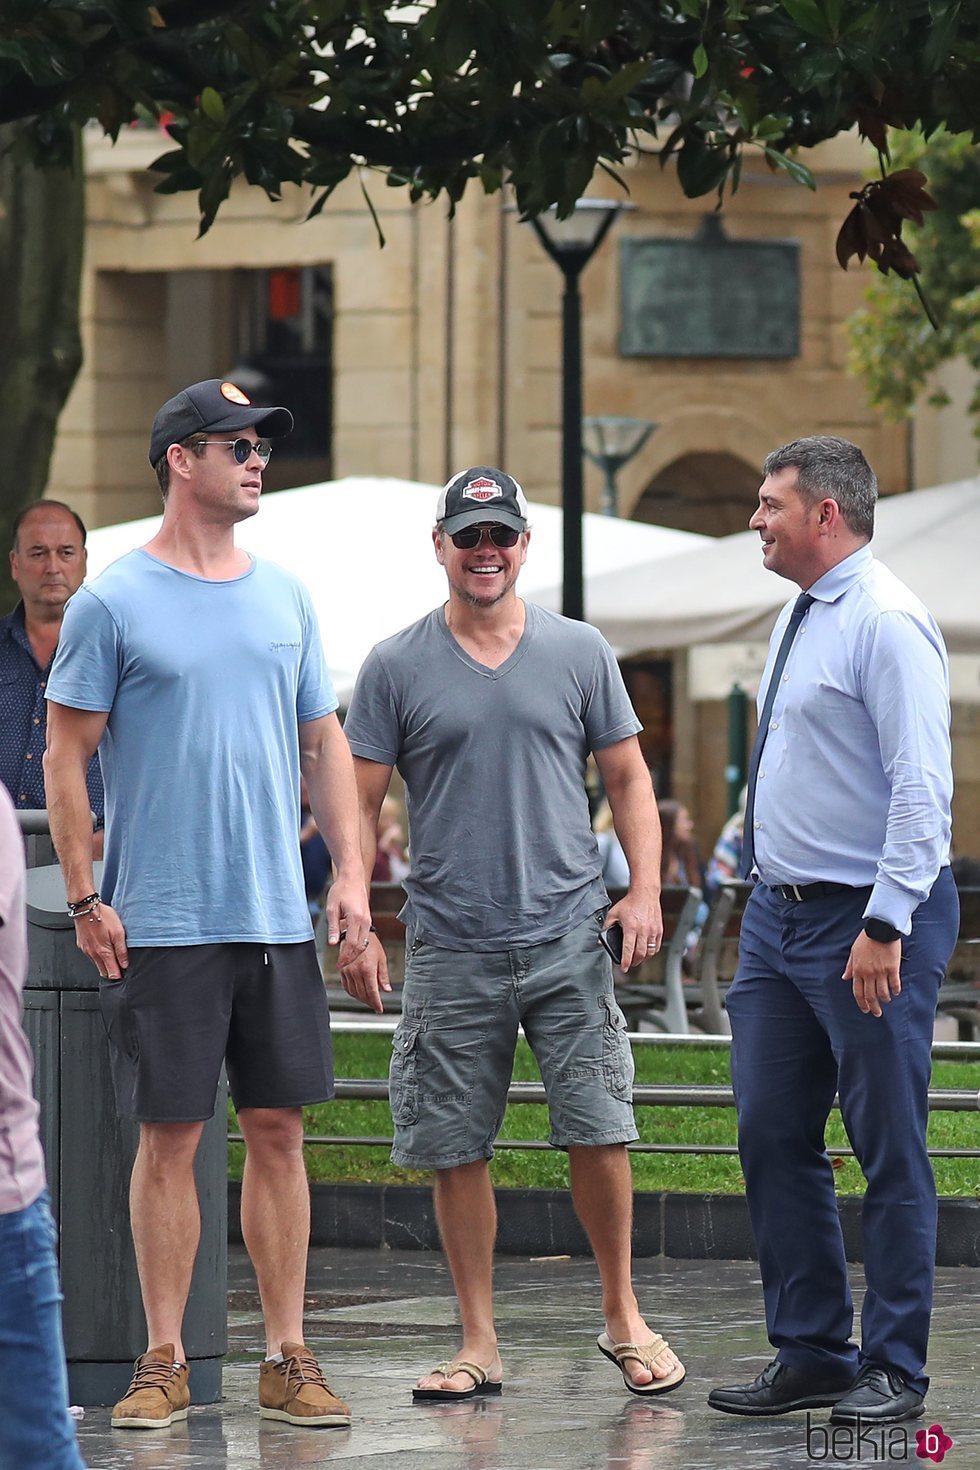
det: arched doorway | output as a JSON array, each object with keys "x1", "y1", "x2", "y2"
[{"x1": 632, "y1": 451, "x2": 759, "y2": 536}]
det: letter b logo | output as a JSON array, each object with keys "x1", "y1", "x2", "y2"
[{"x1": 916, "y1": 1423, "x2": 953, "y2": 1463}]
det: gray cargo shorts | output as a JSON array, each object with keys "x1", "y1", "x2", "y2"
[{"x1": 389, "y1": 909, "x2": 638, "y2": 1170}]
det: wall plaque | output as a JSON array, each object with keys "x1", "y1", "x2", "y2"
[{"x1": 619, "y1": 215, "x2": 800, "y2": 359}]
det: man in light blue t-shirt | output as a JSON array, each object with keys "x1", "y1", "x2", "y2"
[
  {"x1": 44, "y1": 380, "x2": 372, "y2": 1432},
  {"x1": 341, "y1": 467, "x2": 686, "y2": 1405}
]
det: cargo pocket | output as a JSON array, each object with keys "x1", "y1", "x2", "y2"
[
  {"x1": 600, "y1": 993, "x2": 634, "y2": 1102},
  {"x1": 389, "y1": 1023, "x2": 422, "y2": 1126}
]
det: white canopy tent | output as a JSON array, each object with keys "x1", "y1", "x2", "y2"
[
  {"x1": 84, "y1": 476, "x2": 706, "y2": 700},
  {"x1": 539, "y1": 475, "x2": 980, "y2": 660}
]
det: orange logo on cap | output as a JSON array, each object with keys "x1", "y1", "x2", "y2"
[{"x1": 220, "y1": 382, "x2": 251, "y2": 405}]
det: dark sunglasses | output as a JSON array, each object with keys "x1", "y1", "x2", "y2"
[
  {"x1": 448, "y1": 525, "x2": 521, "y2": 550},
  {"x1": 200, "y1": 438, "x2": 273, "y2": 465}
]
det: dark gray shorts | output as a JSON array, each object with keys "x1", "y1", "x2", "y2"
[
  {"x1": 389, "y1": 910, "x2": 638, "y2": 1170},
  {"x1": 99, "y1": 942, "x2": 334, "y2": 1122}
]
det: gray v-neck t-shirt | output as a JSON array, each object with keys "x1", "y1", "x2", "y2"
[{"x1": 344, "y1": 601, "x2": 641, "y2": 950}]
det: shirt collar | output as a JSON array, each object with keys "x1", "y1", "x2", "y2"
[
  {"x1": 0, "y1": 602, "x2": 49, "y2": 673},
  {"x1": 807, "y1": 543, "x2": 873, "y2": 604},
  {"x1": 0, "y1": 602, "x2": 27, "y2": 642}
]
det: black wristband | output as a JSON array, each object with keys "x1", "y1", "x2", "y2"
[
  {"x1": 863, "y1": 917, "x2": 902, "y2": 944},
  {"x1": 67, "y1": 892, "x2": 101, "y2": 918}
]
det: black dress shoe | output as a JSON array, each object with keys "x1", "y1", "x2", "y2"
[
  {"x1": 708, "y1": 1359, "x2": 853, "y2": 1417},
  {"x1": 829, "y1": 1365, "x2": 925, "y2": 1425}
]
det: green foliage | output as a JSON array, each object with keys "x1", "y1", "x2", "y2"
[
  {"x1": 1, "y1": 1, "x2": 979, "y2": 233},
  {"x1": 846, "y1": 129, "x2": 980, "y2": 442},
  {"x1": 0, "y1": 120, "x2": 84, "y2": 613},
  {"x1": 227, "y1": 1036, "x2": 980, "y2": 1198}
]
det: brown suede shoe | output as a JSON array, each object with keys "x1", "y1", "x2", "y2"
[
  {"x1": 259, "y1": 1342, "x2": 351, "y2": 1427},
  {"x1": 111, "y1": 1345, "x2": 190, "y2": 1429}
]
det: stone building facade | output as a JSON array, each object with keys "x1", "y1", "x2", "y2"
[{"x1": 50, "y1": 127, "x2": 977, "y2": 854}]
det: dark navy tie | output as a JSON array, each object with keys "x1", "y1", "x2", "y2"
[{"x1": 741, "y1": 592, "x2": 814, "y2": 879}]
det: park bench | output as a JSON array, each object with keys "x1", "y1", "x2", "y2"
[
  {"x1": 325, "y1": 881, "x2": 980, "y2": 1041},
  {"x1": 604, "y1": 884, "x2": 704, "y2": 1035},
  {"x1": 688, "y1": 881, "x2": 753, "y2": 1034},
  {"x1": 325, "y1": 883, "x2": 706, "y2": 1034},
  {"x1": 688, "y1": 882, "x2": 980, "y2": 1039}
]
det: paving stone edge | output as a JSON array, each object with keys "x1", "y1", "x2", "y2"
[{"x1": 228, "y1": 1183, "x2": 980, "y2": 1266}]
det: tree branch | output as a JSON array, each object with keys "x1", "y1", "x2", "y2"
[
  {"x1": 154, "y1": 0, "x2": 250, "y2": 26},
  {"x1": 0, "y1": 1, "x2": 254, "y2": 126},
  {"x1": 287, "y1": 107, "x2": 499, "y2": 171}
]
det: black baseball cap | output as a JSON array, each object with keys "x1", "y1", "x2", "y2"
[
  {"x1": 435, "y1": 466, "x2": 529, "y2": 535},
  {"x1": 148, "y1": 378, "x2": 294, "y2": 467}
]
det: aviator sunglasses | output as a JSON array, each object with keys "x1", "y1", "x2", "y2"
[
  {"x1": 199, "y1": 437, "x2": 273, "y2": 465},
  {"x1": 447, "y1": 524, "x2": 521, "y2": 550}
]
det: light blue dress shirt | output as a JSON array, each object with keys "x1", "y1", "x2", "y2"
[{"x1": 751, "y1": 544, "x2": 952, "y2": 934}]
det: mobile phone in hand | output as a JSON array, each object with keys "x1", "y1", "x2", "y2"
[{"x1": 598, "y1": 922, "x2": 625, "y2": 966}]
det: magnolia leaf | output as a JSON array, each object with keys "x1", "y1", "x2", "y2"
[
  {"x1": 763, "y1": 147, "x2": 816, "y2": 188},
  {"x1": 358, "y1": 171, "x2": 386, "y2": 249},
  {"x1": 779, "y1": 0, "x2": 830, "y2": 39},
  {"x1": 200, "y1": 87, "x2": 225, "y2": 124}
]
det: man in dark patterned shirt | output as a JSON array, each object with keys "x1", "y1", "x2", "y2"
[{"x1": 1, "y1": 501, "x2": 104, "y2": 850}]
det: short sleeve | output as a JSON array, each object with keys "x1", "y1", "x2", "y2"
[
  {"x1": 344, "y1": 649, "x2": 402, "y2": 765},
  {"x1": 583, "y1": 636, "x2": 642, "y2": 752},
  {"x1": 46, "y1": 588, "x2": 121, "y2": 713},
  {"x1": 295, "y1": 584, "x2": 338, "y2": 722}
]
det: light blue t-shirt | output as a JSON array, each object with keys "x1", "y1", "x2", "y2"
[{"x1": 47, "y1": 550, "x2": 337, "y2": 945}]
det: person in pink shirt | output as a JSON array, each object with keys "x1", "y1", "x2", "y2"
[{"x1": 0, "y1": 786, "x2": 86, "y2": 1469}]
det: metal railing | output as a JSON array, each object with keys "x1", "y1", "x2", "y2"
[{"x1": 328, "y1": 1018, "x2": 980, "y2": 1063}]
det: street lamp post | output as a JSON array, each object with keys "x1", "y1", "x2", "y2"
[
  {"x1": 582, "y1": 415, "x2": 657, "y2": 517},
  {"x1": 519, "y1": 199, "x2": 632, "y2": 620}
]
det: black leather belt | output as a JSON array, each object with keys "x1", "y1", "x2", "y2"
[{"x1": 769, "y1": 880, "x2": 859, "y2": 903}]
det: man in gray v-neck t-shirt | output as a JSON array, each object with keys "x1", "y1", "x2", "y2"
[
  {"x1": 341, "y1": 466, "x2": 686, "y2": 1407},
  {"x1": 346, "y1": 599, "x2": 639, "y2": 949}
]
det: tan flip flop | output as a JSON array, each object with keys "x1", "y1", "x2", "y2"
[
  {"x1": 597, "y1": 1332, "x2": 686, "y2": 1397},
  {"x1": 412, "y1": 1360, "x2": 504, "y2": 1402}
]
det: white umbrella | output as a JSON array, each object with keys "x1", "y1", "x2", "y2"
[
  {"x1": 570, "y1": 475, "x2": 980, "y2": 656},
  {"x1": 84, "y1": 476, "x2": 706, "y2": 699}
]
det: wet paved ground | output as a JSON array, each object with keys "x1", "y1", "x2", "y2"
[{"x1": 76, "y1": 1245, "x2": 979, "y2": 1469}]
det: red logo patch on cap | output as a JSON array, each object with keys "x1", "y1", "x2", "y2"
[
  {"x1": 220, "y1": 382, "x2": 251, "y2": 405},
  {"x1": 463, "y1": 476, "x2": 501, "y2": 503}
]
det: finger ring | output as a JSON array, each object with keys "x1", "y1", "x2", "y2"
[
  {"x1": 647, "y1": 943, "x2": 658, "y2": 952},
  {"x1": 362, "y1": 938, "x2": 369, "y2": 950}
]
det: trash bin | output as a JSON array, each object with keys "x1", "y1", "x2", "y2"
[
  {"x1": 23, "y1": 862, "x2": 227, "y2": 1406},
  {"x1": 16, "y1": 807, "x2": 56, "y2": 869}
]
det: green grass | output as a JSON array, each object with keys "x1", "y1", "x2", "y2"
[{"x1": 228, "y1": 1035, "x2": 980, "y2": 1197}]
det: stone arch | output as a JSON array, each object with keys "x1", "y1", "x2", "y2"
[
  {"x1": 634, "y1": 451, "x2": 760, "y2": 536},
  {"x1": 609, "y1": 407, "x2": 777, "y2": 536}
]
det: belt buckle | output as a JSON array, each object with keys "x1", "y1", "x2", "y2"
[{"x1": 782, "y1": 883, "x2": 804, "y2": 902}]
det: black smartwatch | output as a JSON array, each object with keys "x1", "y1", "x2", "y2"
[{"x1": 863, "y1": 917, "x2": 902, "y2": 944}]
